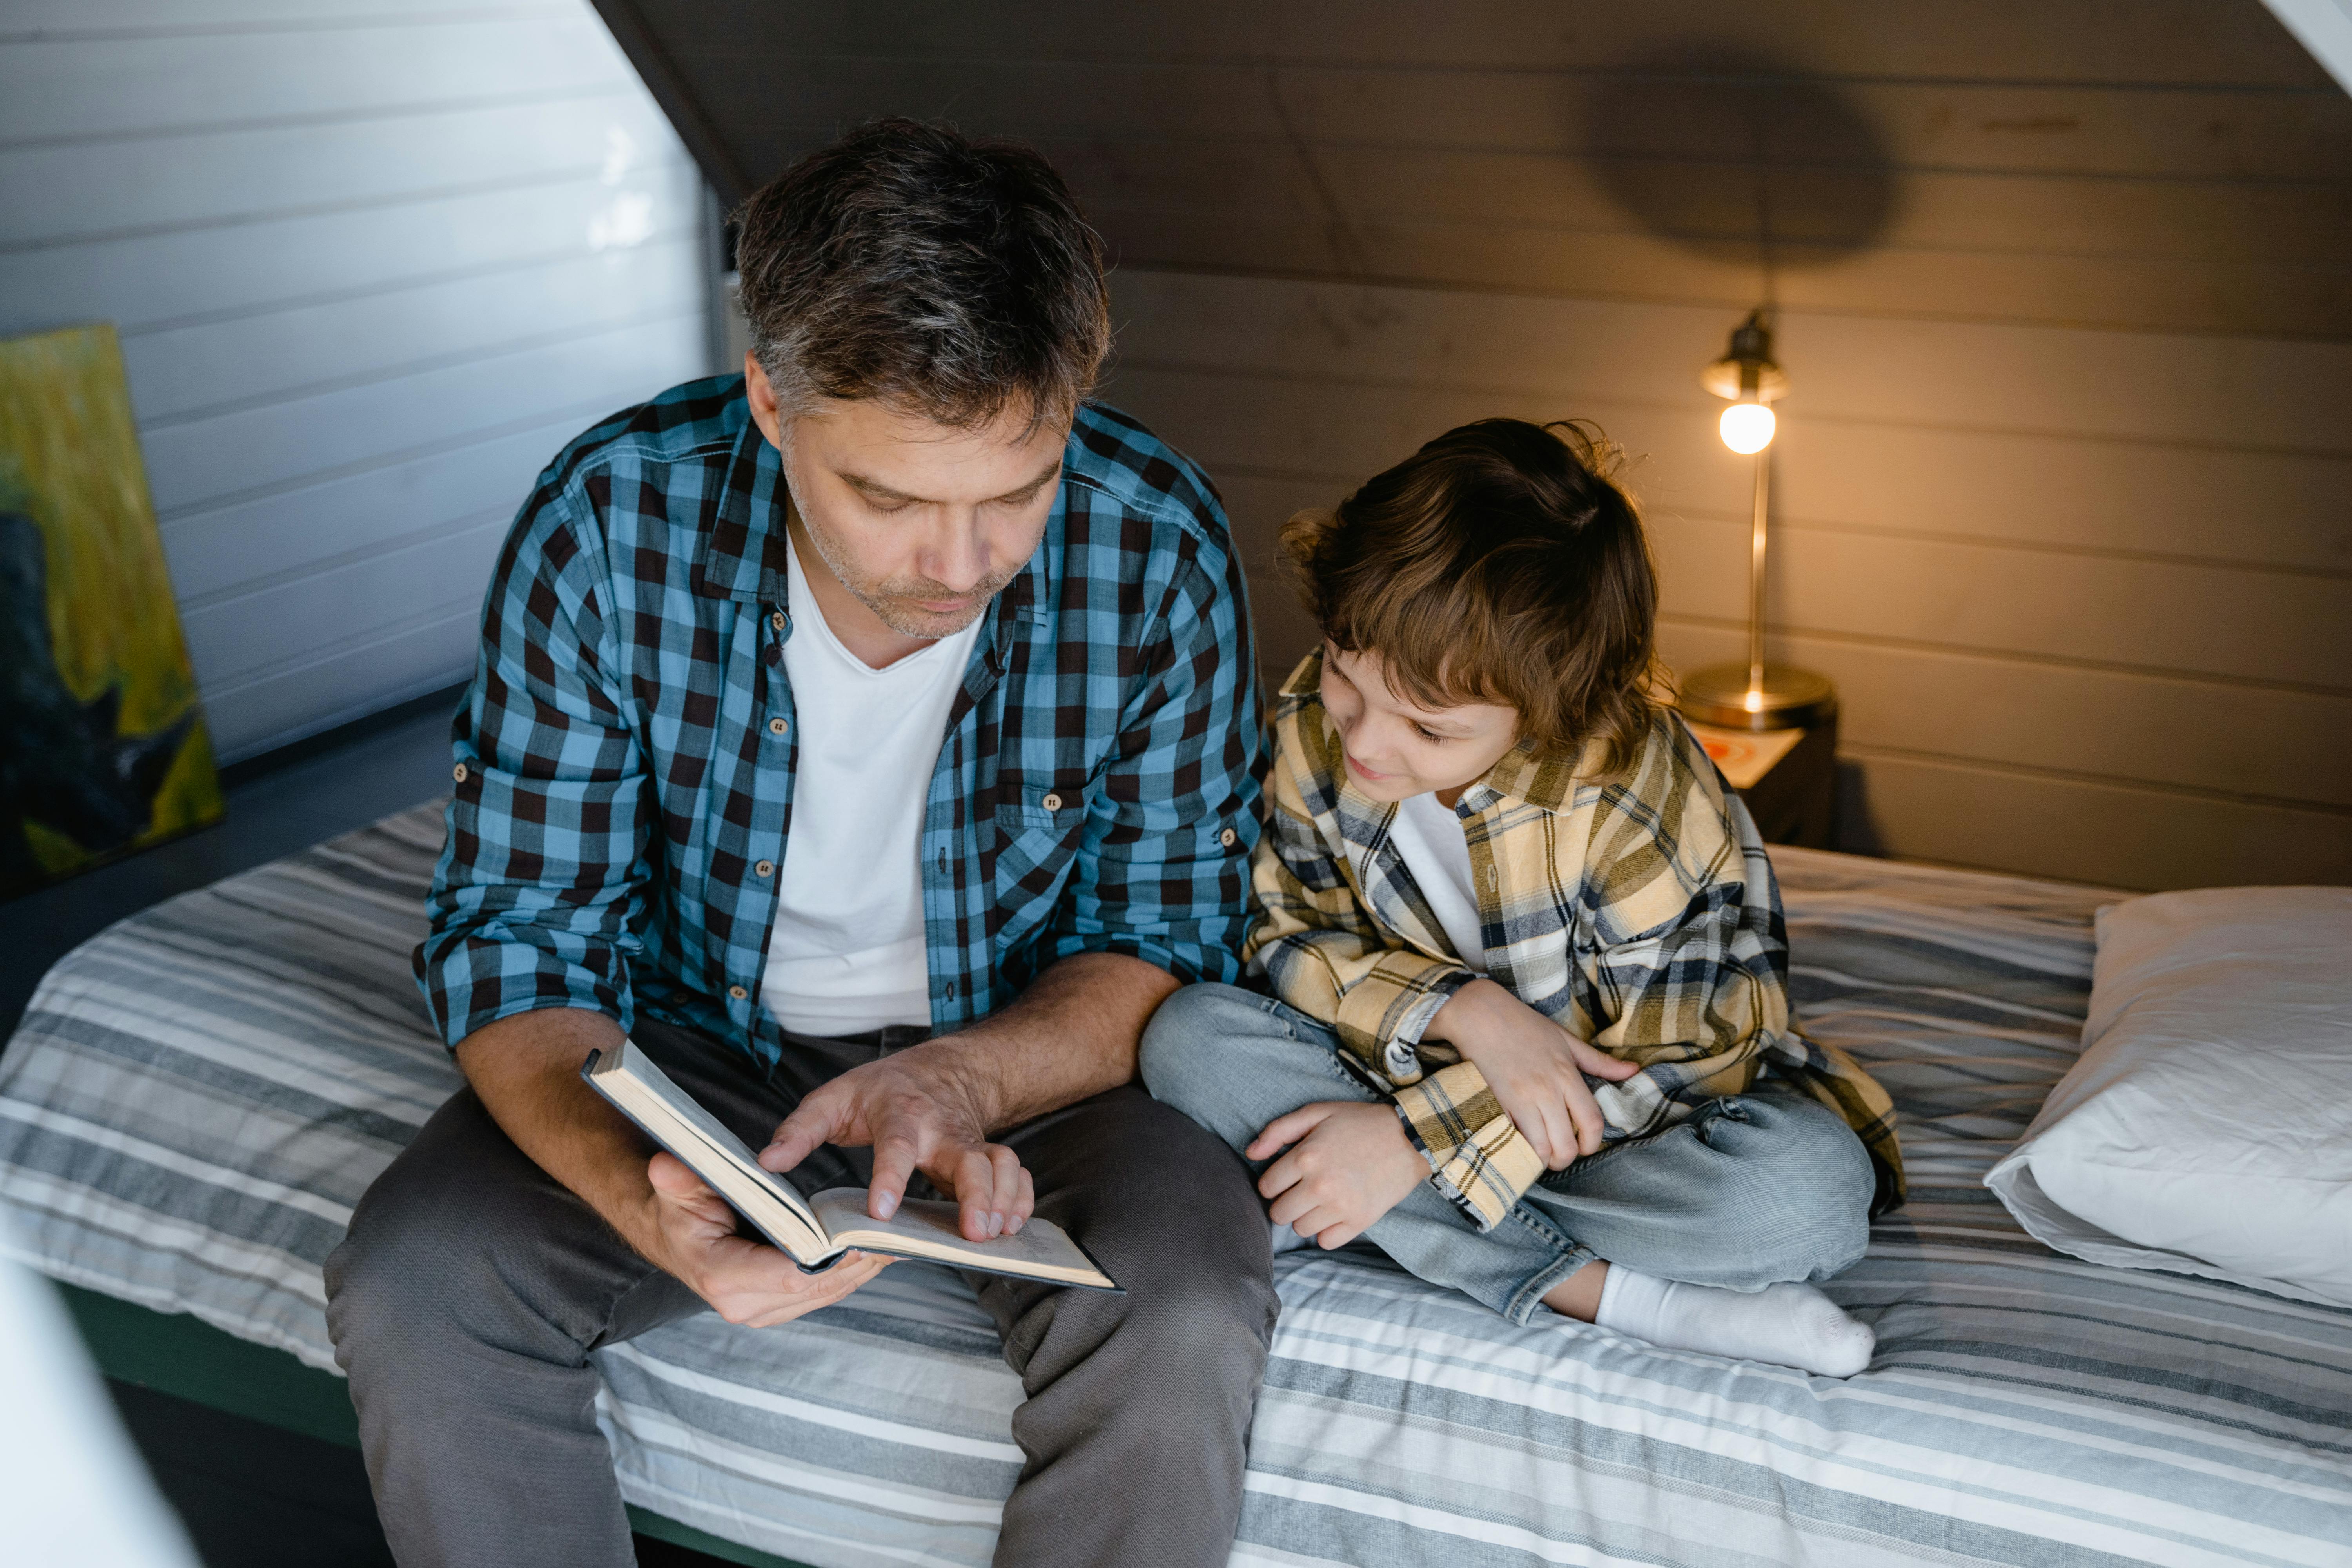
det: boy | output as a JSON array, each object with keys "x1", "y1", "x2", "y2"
[{"x1": 1142, "y1": 418, "x2": 1901, "y2": 1376}]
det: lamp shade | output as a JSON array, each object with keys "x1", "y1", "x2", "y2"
[{"x1": 1700, "y1": 311, "x2": 1786, "y2": 403}]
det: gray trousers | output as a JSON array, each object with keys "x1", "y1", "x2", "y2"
[{"x1": 323, "y1": 1014, "x2": 1278, "y2": 1568}]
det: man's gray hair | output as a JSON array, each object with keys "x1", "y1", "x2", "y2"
[{"x1": 731, "y1": 119, "x2": 1110, "y2": 431}]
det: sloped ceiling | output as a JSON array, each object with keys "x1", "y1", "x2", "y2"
[{"x1": 593, "y1": 0, "x2": 2352, "y2": 339}]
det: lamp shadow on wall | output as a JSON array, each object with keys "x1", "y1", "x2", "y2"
[
  {"x1": 1580, "y1": 46, "x2": 1902, "y2": 275},
  {"x1": 1581, "y1": 49, "x2": 1901, "y2": 854}
]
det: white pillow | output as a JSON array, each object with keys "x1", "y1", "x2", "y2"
[{"x1": 1985, "y1": 886, "x2": 2352, "y2": 1307}]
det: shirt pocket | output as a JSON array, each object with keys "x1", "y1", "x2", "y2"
[
  {"x1": 993, "y1": 780, "x2": 1088, "y2": 894},
  {"x1": 995, "y1": 779, "x2": 1086, "y2": 835}
]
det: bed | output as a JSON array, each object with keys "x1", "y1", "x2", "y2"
[{"x1": 1, "y1": 801, "x2": 2346, "y2": 1567}]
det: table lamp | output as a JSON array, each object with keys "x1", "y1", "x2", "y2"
[{"x1": 1673, "y1": 309, "x2": 1837, "y2": 732}]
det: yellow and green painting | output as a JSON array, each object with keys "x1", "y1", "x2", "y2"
[{"x1": 2, "y1": 323, "x2": 223, "y2": 897}]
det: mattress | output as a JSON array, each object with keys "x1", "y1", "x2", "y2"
[{"x1": 1, "y1": 802, "x2": 2346, "y2": 1568}]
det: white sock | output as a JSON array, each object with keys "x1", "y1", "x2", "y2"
[{"x1": 1592, "y1": 1265, "x2": 1875, "y2": 1378}]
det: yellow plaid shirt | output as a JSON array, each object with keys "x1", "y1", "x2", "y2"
[{"x1": 1244, "y1": 650, "x2": 1903, "y2": 1231}]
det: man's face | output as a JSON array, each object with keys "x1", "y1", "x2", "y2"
[{"x1": 747, "y1": 356, "x2": 1067, "y2": 639}]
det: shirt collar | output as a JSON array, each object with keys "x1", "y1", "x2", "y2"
[
  {"x1": 692, "y1": 416, "x2": 787, "y2": 604},
  {"x1": 1465, "y1": 738, "x2": 1594, "y2": 815}
]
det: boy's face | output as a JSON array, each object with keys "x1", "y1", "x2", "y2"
[{"x1": 1319, "y1": 645, "x2": 1520, "y2": 806}]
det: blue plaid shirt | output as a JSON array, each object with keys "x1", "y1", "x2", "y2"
[{"x1": 416, "y1": 376, "x2": 1263, "y2": 1068}]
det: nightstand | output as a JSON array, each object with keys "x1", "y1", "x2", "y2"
[{"x1": 1681, "y1": 713, "x2": 1840, "y2": 849}]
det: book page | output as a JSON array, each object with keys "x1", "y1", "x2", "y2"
[
  {"x1": 587, "y1": 1043, "x2": 826, "y2": 1261},
  {"x1": 617, "y1": 1044, "x2": 820, "y2": 1228},
  {"x1": 809, "y1": 1189, "x2": 1117, "y2": 1290},
  {"x1": 587, "y1": 1044, "x2": 1116, "y2": 1289}
]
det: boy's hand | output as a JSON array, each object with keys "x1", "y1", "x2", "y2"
[
  {"x1": 1428, "y1": 978, "x2": 1641, "y2": 1170},
  {"x1": 1247, "y1": 1102, "x2": 1428, "y2": 1250}
]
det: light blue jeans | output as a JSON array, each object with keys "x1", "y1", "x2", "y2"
[{"x1": 1140, "y1": 982, "x2": 1877, "y2": 1325}]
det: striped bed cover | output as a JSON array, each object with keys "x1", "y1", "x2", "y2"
[{"x1": 0, "y1": 803, "x2": 2346, "y2": 1568}]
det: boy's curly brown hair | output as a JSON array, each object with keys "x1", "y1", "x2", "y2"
[{"x1": 1280, "y1": 418, "x2": 1661, "y2": 777}]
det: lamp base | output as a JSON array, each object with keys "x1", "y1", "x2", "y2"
[{"x1": 1673, "y1": 663, "x2": 1837, "y2": 732}]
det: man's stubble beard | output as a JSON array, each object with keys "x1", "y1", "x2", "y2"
[{"x1": 792, "y1": 499, "x2": 1027, "y2": 641}]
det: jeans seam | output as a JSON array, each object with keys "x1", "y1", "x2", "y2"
[{"x1": 1504, "y1": 1239, "x2": 1597, "y2": 1325}]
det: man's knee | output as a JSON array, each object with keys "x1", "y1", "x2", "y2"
[
  {"x1": 1071, "y1": 1242, "x2": 1278, "y2": 1415},
  {"x1": 1123, "y1": 1108, "x2": 1279, "y2": 1382},
  {"x1": 1147, "y1": 1263, "x2": 1278, "y2": 1371},
  {"x1": 1003, "y1": 1098, "x2": 1277, "y2": 1405},
  {"x1": 327, "y1": 1137, "x2": 486, "y2": 1370},
  {"x1": 325, "y1": 1089, "x2": 590, "y2": 1374},
  {"x1": 327, "y1": 1202, "x2": 427, "y2": 1384}
]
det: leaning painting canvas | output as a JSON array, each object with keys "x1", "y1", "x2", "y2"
[{"x1": 0, "y1": 323, "x2": 222, "y2": 897}]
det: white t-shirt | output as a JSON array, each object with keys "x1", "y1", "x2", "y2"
[
  {"x1": 1385, "y1": 791, "x2": 1489, "y2": 975},
  {"x1": 759, "y1": 534, "x2": 982, "y2": 1036}
]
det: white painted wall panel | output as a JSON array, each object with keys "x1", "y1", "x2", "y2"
[
  {"x1": 0, "y1": 175, "x2": 703, "y2": 333},
  {"x1": 0, "y1": 95, "x2": 677, "y2": 247},
  {"x1": 0, "y1": 17, "x2": 632, "y2": 142},
  {"x1": 0, "y1": 0, "x2": 710, "y2": 760},
  {"x1": 138, "y1": 316, "x2": 699, "y2": 513},
  {"x1": 198, "y1": 606, "x2": 487, "y2": 757},
  {"x1": 159, "y1": 419, "x2": 610, "y2": 603},
  {"x1": 122, "y1": 236, "x2": 700, "y2": 422}
]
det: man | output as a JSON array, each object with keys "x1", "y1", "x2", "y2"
[{"x1": 325, "y1": 120, "x2": 1274, "y2": 1568}]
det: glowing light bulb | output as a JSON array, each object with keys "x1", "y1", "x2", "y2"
[{"x1": 1719, "y1": 401, "x2": 1777, "y2": 454}]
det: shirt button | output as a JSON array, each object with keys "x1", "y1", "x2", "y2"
[
  {"x1": 771, "y1": 610, "x2": 786, "y2": 632},
  {"x1": 728, "y1": 984, "x2": 748, "y2": 1000},
  {"x1": 452, "y1": 762, "x2": 468, "y2": 783},
  {"x1": 1219, "y1": 827, "x2": 1238, "y2": 848},
  {"x1": 945, "y1": 981, "x2": 957, "y2": 1001},
  {"x1": 1041, "y1": 792, "x2": 1062, "y2": 812},
  {"x1": 768, "y1": 717, "x2": 788, "y2": 736},
  {"x1": 754, "y1": 859, "x2": 775, "y2": 878}
]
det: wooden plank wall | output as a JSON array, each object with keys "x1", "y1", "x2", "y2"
[
  {"x1": 0, "y1": 0, "x2": 710, "y2": 760},
  {"x1": 657, "y1": 0, "x2": 2352, "y2": 889}
]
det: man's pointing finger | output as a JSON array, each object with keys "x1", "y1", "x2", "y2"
[{"x1": 757, "y1": 1100, "x2": 837, "y2": 1174}]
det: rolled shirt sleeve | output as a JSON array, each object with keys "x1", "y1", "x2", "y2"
[
  {"x1": 413, "y1": 484, "x2": 651, "y2": 1049},
  {"x1": 1038, "y1": 512, "x2": 1265, "y2": 987}
]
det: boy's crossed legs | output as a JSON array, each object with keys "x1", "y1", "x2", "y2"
[{"x1": 1142, "y1": 982, "x2": 1878, "y2": 1374}]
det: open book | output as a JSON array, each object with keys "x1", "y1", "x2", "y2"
[{"x1": 582, "y1": 1040, "x2": 1118, "y2": 1291}]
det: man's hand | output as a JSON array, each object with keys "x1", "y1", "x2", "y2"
[
  {"x1": 1428, "y1": 978, "x2": 1641, "y2": 1170},
  {"x1": 1247, "y1": 1101, "x2": 1428, "y2": 1250},
  {"x1": 454, "y1": 1008, "x2": 893, "y2": 1327},
  {"x1": 755, "y1": 1042, "x2": 1035, "y2": 1243},
  {"x1": 646, "y1": 1153, "x2": 890, "y2": 1326}
]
